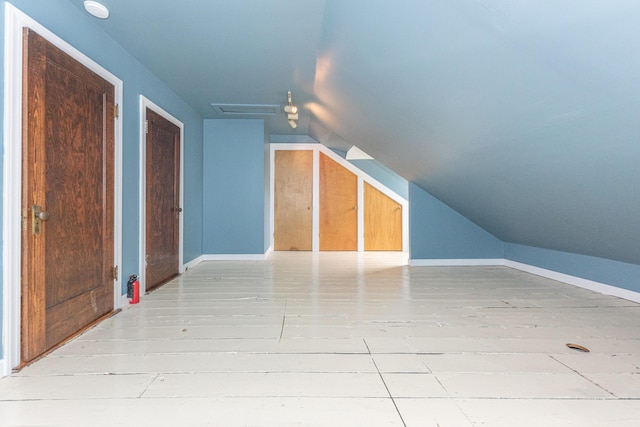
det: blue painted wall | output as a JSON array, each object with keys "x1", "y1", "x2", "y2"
[
  {"x1": 2, "y1": 0, "x2": 203, "y2": 283},
  {"x1": 410, "y1": 178, "x2": 640, "y2": 293},
  {"x1": 203, "y1": 119, "x2": 265, "y2": 255},
  {"x1": 1, "y1": 0, "x2": 204, "y2": 361},
  {"x1": 263, "y1": 137, "x2": 271, "y2": 253},
  {"x1": 505, "y1": 243, "x2": 640, "y2": 294},
  {"x1": 349, "y1": 159, "x2": 408, "y2": 200},
  {"x1": 183, "y1": 126, "x2": 204, "y2": 264},
  {"x1": 409, "y1": 183, "x2": 503, "y2": 259}
]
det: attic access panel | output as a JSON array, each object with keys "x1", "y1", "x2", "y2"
[{"x1": 210, "y1": 103, "x2": 280, "y2": 116}]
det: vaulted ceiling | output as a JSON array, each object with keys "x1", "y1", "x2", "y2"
[{"x1": 68, "y1": 0, "x2": 640, "y2": 265}]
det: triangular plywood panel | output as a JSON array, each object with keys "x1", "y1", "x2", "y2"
[{"x1": 364, "y1": 182, "x2": 402, "y2": 251}]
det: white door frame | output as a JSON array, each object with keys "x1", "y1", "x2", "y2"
[
  {"x1": 138, "y1": 96, "x2": 185, "y2": 296},
  {"x1": 1, "y1": 4, "x2": 124, "y2": 376}
]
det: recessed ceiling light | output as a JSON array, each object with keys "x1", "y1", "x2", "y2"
[{"x1": 84, "y1": 1, "x2": 109, "y2": 19}]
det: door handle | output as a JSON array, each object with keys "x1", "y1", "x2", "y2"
[
  {"x1": 36, "y1": 210, "x2": 50, "y2": 220},
  {"x1": 32, "y1": 205, "x2": 49, "y2": 235}
]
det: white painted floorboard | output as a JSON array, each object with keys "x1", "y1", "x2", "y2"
[{"x1": 1, "y1": 252, "x2": 639, "y2": 426}]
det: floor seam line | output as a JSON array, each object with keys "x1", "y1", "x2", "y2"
[
  {"x1": 431, "y1": 374, "x2": 475, "y2": 425},
  {"x1": 279, "y1": 300, "x2": 287, "y2": 342},
  {"x1": 364, "y1": 338, "x2": 407, "y2": 427},
  {"x1": 137, "y1": 373, "x2": 160, "y2": 399},
  {"x1": 547, "y1": 354, "x2": 618, "y2": 397}
]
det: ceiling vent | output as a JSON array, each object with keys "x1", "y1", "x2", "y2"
[{"x1": 210, "y1": 103, "x2": 280, "y2": 115}]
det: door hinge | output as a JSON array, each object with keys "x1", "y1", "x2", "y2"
[
  {"x1": 113, "y1": 266, "x2": 119, "y2": 281},
  {"x1": 144, "y1": 120, "x2": 149, "y2": 134},
  {"x1": 114, "y1": 104, "x2": 119, "y2": 119},
  {"x1": 21, "y1": 208, "x2": 28, "y2": 231}
]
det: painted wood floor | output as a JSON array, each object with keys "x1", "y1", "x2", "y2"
[{"x1": 1, "y1": 252, "x2": 639, "y2": 426}]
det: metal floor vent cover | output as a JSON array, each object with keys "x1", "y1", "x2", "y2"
[{"x1": 210, "y1": 103, "x2": 280, "y2": 115}]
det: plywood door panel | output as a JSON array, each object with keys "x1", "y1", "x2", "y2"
[
  {"x1": 146, "y1": 108, "x2": 181, "y2": 292},
  {"x1": 274, "y1": 150, "x2": 313, "y2": 250},
  {"x1": 319, "y1": 153, "x2": 357, "y2": 251},
  {"x1": 364, "y1": 182, "x2": 402, "y2": 251},
  {"x1": 21, "y1": 29, "x2": 115, "y2": 362}
]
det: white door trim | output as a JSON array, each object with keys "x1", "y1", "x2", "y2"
[
  {"x1": 138, "y1": 96, "x2": 185, "y2": 296},
  {"x1": 2, "y1": 4, "x2": 124, "y2": 376}
]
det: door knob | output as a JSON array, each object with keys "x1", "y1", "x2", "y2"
[
  {"x1": 32, "y1": 205, "x2": 49, "y2": 235},
  {"x1": 36, "y1": 211, "x2": 50, "y2": 221}
]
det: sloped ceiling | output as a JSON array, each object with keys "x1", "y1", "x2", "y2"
[{"x1": 68, "y1": 0, "x2": 640, "y2": 265}]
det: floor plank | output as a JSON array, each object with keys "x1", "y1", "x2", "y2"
[{"x1": 1, "y1": 252, "x2": 639, "y2": 426}]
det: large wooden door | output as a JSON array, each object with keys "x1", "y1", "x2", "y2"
[
  {"x1": 364, "y1": 182, "x2": 403, "y2": 251},
  {"x1": 274, "y1": 150, "x2": 313, "y2": 250},
  {"x1": 145, "y1": 108, "x2": 181, "y2": 292},
  {"x1": 21, "y1": 29, "x2": 115, "y2": 363},
  {"x1": 319, "y1": 153, "x2": 357, "y2": 250}
]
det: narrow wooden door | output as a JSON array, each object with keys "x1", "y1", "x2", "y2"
[
  {"x1": 364, "y1": 182, "x2": 403, "y2": 251},
  {"x1": 145, "y1": 108, "x2": 181, "y2": 291},
  {"x1": 319, "y1": 153, "x2": 357, "y2": 250},
  {"x1": 21, "y1": 29, "x2": 115, "y2": 363},
  {"x1": 274, "y1": 150, "x2": 313, "y2": 250}
]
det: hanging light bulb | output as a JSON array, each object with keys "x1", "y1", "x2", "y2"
[{"x1": 285, "y1": 91, "x2": 299, "y2": 128}]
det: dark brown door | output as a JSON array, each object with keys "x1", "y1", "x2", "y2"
[
  {"x1": 274, "y1": 150, "x2": 313, "y2": 251},
  {"x1": 319, "y1": 153, "x2": 357, "y2": 250},
  {"x1": 21, "y1": 29, "x2": 115, "y2": 363},
  {"x1": 145, "y1": 108, "x2": 181, "y2": 291}
]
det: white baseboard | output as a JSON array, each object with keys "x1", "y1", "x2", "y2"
[
  {"x1": 410, "y1": 258, "x2": 504, "y2": 267},
  {"x1": 505, "y1": 260, "x2": 640, "y2": 304},
  {"x1": 184, "y1": 255, "x2": 204, "y2": 271},
  {"x1": 185, "y1": 253, "x2": 272, "y2": 268},
  {"x1": 410, "y1": 257, "x2": 640, "y2": 303},
  {"x1": 203, "y1": 253, "x2": 269, "y2": 261}
]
